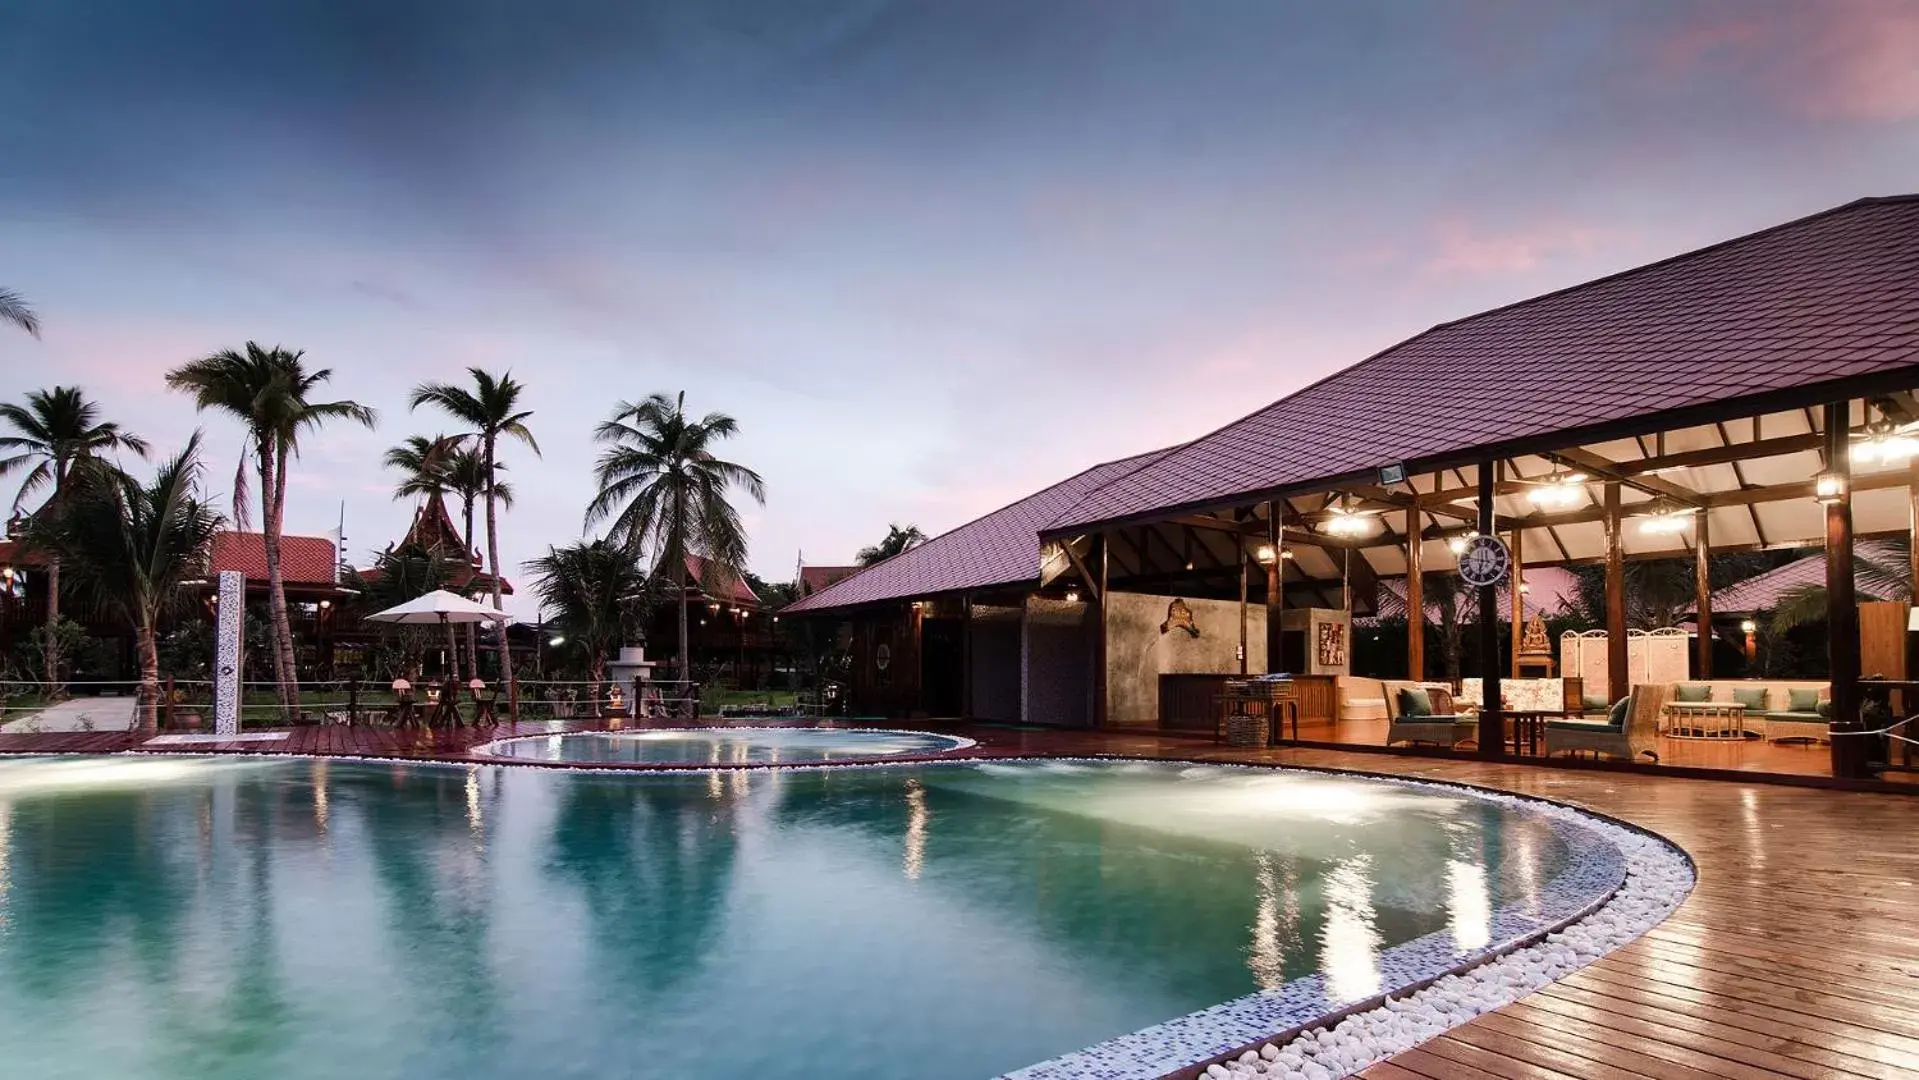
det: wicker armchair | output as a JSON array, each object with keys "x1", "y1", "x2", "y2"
[
  {"x1": 1383, "y1": 680, "x2": 1476, "y2": 749},
  {"x1": 1544, "y1": 683, "x2": 1668, "y2": 763}
]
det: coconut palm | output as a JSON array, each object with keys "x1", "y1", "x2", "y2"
[
  {"x1": 857, "y1": 523, "x2": 927, "y2": 566},
  {"x1": 383, "y1": 433, "x2": 459, "y2": 503},
  {"x1": 167, "y1": 343, "x2": 378, "y2": 716},
  {"x1": 408, "y1": 369, "x2": 537, "y2": 692},
  {"x1": 1769, "y1": 540, "x2": 1912, "y2": 635},
  {"x1": 445, "y1": 441, "x2": 514, "y2": 682},
  {"x1": 0, "y1": 387, "x2": 150, "y2": 691},
  {"x1": 586, "y1": 392, "x2": 765, "y2": 684},
  {"x1": 524, "y1": 540, "x2": 646, "y2": 687},
  {"x1": 25, "y1": 435, "x2": 223, "y2": 732},
  {"x1": 352, "y1": 540, "x2": 467, "y2": 681},
  {"x1": 0, "y1": 288, "x2": 38, "y2": 337}
]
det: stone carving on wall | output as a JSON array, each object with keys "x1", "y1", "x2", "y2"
[{"x1": 1159, "y1": 598, "x2": 1200, "y2": 638}]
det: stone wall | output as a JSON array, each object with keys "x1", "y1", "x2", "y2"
[
  {"x1": 1105, "y1": 591, "x2": 1267, "y2": 728},
  {"x1": 967, "y1": 604, "x2": 1023, "y2": 722},
  {"x1": 1024, "y1": 597, "x2": 1092, "y2": 727}
]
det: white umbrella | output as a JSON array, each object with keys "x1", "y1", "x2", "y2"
[{"x1": 364, "y1": 589, "x2": 509, "y2": 626}]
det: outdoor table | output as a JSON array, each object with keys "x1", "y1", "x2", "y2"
[
  {"x1": 472, "y1": 690, "x2": 497, "y2": 725},
  {"x1": 1660, "y1": 701, "x2": 1747, "y2": 740},
  {"x1": 392, "y1": 693, "x2": 419, "y2": 729},
  {"x1": 1502, "y1": 709, "x2": 1565, "y2": 756},
  {"x1": 1214, "y1": 679, "x2": 1299, "y2": 747}
]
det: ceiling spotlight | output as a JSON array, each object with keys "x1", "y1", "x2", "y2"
[
  {"x1": 1526, "y1": 470, "x2": 1588, "y2": 509},
  {"x1": 1254, "y1": 544, "x2": 1277, "y2": 565},
  {"x1": 1447, "y1": 530, "x2": 1479, "y2": 556},
  {"x1": 1637, "y1": 504, "x2": 1698, "y2": 535}
]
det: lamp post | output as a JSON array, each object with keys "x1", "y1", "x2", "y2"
[{"x1": 1740, "y1": 618, "x2": 1757, "y2": 665}]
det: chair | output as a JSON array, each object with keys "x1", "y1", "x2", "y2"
[
  {"x1": 1384, "y1": 680, "x2": 1476, "y2": 749},
  {"x1": 1545, "y1": 683, "x2": 1667, "y2": 763}
]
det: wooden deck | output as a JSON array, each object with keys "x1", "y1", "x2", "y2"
[{"x1": 3, "y1": 720, "x2": 1915, "y2": 1079}]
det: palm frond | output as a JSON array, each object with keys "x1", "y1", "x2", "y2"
[{"x1": 0, "y1": 288, "x2": 40, "y2": 338}]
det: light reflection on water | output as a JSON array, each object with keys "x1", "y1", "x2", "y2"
[
  {"x1": 0, "y1": 756, "x2": 1570, "y2": 1080},
  {"x1": 482, "y1": 727, "x2": 968, "y2": 765}
]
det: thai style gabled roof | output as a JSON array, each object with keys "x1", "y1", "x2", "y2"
[
  {"x1": 1047, "y1": 195, "x2": 1919, "y2": 535},
  {"x1": 210, "y1": 531, "x2": 340, "y2": 586},
  {"x1": 679, "y1": 554, "x2": 760, "y2": 607},
  {"x1": 784, "y1": 449, "x2": 1171, "y2": 614},
  {"x1": 798, "y1": 565, "x2": 859, "y2": 598}
]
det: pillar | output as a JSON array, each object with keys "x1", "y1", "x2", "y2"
[
  {"x1": 1093, "y1": 535, "x2": 1110, "y2": 729},
  {"x1": 1826, "y1": 401, "x2": 1865, "y2": 778},
  {"x1": 1508, "y1": 527, "x2": 1524, "y2": 678},
  {"x1": 1238, "y1": 533, "x2": 1250, "y2": 676},
  {"x1": 213, "y1": 569, "x2": 244, "y2": 737},
  {"x1": 1604, "y1": 481, "x2": 1628, "y2": 702},
  {"x1": 961, "y1": 594, "x2": 974, "y2": 720},
  {"x1": 1405, "y1": 499, "x2": 1424, "y2": 680},
  {"x1": 1476, "y1": 463, "x2": 1504, "y2": 759},
  {"x1": 1694, "y1": 510, "x2": 1713, "y2": 678},
  {"x1": 1267, "y1": 501, "x2": 1284, "y2": 674}
]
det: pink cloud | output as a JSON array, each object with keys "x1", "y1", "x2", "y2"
[
  {"x1": 1424, "y1": 218, "x2": 1618, "y2": 277},
  {"x1": 1651, "y1": 1, "x2": 1919, "y2": 122}
]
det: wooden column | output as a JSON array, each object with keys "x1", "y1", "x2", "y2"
[
  {"x1": 1476, "y1": 462, "x2": 1504, "y2": 759},
  {"x1": 1094, "y1": 535, "x2": 1110, "y2": 730},
  {"x1": 961, "y1": 593, "x2": 974, "y2": 720},
  {"x1": 1508, "y1": 527, "x2": 1524, "y2": 678},
  {"x1": 1266, "y1": 501, "x2": 1283, "y2": 674},
  {"x1": 1826, "y1": 402, "x2": 1866, "y2": 778},
  {"x1": 1238, "y1": 534, "x2": 1250, "y2": 676},
  {"x1": 1694, "y1": 511, "x2": 1713, "y2": 678},
  {"x1": 1604, "y1": 480, "x2": 1629, "y2": 702},
  {"x1": 1405, "y1": 499, "x2": 1424, "y2": 680}
]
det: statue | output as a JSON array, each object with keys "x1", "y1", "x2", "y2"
[
  {"x1": 1517, "y1": 613, "x2": 1556, "y2": 675},
  {"x1": 1159, "y1": 598, "x2": 1200, "y2": 638}
]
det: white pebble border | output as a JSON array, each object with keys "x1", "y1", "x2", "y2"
[
  {"x1": 469, "y1": 725, "x2": 978, "y2": 760},
  {"x1": 1185, "y1": 794, "x2": 1693, "y2": 1080}
]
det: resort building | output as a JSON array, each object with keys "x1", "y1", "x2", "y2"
[{"x1": 789, "y1": 194, "x2": 1919, "y2": 784}]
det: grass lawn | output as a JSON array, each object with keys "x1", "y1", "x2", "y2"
[{"x1": 702, "y1": 688, "x2": 802, "y2": 709}]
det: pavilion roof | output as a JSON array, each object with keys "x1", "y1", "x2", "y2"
[
  {"x1": 785, "y1": 449, "x2": 1170, "y2": 614},
  {"x1": 210, "y1": 531, "x2": 340, "y2": 587},
  {"x1": 1689, "y1": 540, "x2": 1902, "y2": 616},
  {"x1": 1046, "y1": 195, "x2": 1919, "y2": 535}
]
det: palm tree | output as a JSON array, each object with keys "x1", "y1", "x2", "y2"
[
  {"x1": 857, "y1": 523, "x2": 927, "y2": 565},
  {"x1": 409, "y1": 369, "x2": 537, "y2": 693},
  {"x1": 0, "y1": 288, "x2": 39, "y2": 337},
  {"x1": 525, "y1": 540, "x2": 646, "y2": 688},
  {"x1": 0, "y1": 387, "x2": 150, "y2": 691},
  {"x1": 586, "y1": 392, "x2": 765, "y2": 684},
  {"x1": 446, "y1": 441, "x2": 512, "y2": 681},
  {"x1": 25, "y1": 436, "x2": 223, "y2": 731},
  {"x1": 167, "y1": 343, "x2": 378, "y2": 715},
  {"x1": 353, "y1": 541, "x2": 466, "y2": 681},
  {"x1": 383, "y1": 433, "x2": 459, "y2": 503},
  {"x1": 1770, "y1": 539, "x2": 1911, "y2": 634}
]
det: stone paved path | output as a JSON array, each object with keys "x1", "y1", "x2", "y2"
[{"x1": 1, "y1": 695, "x2": 135, "y2": 733}]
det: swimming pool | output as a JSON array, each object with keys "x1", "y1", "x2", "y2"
[
  {"x1": 474, "y1": 726, "x2": 975, "y2": 764},
  {"x1": 0, "y1": 755, "x2": 1630, "y2": 1079}
]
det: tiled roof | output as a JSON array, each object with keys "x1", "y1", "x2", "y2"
[
  {"x1": 786, "y1": 450, "x2": 1171, "y2": 614},
  {"x1": 683, "y1": 554, "x2": 760, "y2": 607},
  {"x1": 798, "y1": 565, "x2": 859, "y2": 597},
  {"x1": 210, "y1": 531, "x2": 339, "y2": 586},
  {"x1": 0, "y1": 540, "x2": 49, "y2": 568},
  {"x1": 1050, "y1": 195, "x2": 1919, "y2": 533},
  {"x1": 1364, "y1": 567, "x2": 1581, "y2": 625}
]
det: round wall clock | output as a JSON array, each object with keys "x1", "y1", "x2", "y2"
[{"x1": 1457, "y1": 534, "x2": 1512, "y2": 588}]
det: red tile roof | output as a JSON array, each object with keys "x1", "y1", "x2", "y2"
[
  {"x1": 786, "y1": 450, "x2": 1170, "y2": 613},
  {"x1": 798, "y1": 565, "x2": 860, "y2": 597},
  {"x1": 1049, "y1": 196, "x2": 1919, "y2": 534},
  {"x1": 682, "y1": 554, "x2": 760, "y2": 607},
  {"x1": 210, "y1": 531, "x2": 339, "y2": 586}
]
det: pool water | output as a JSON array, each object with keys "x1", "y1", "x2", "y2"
[
  {"x1": 477, "y1": 726, "x2": 972, "y2": 764},
  {"x1": 0, "y1": 756, "x2": 1575, "y2": 1080}
]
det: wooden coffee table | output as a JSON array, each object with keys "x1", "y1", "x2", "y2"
[{"x1": 1661, "y1": 701, "x2": 1748, "y2": 739}]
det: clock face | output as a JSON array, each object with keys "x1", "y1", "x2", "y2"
[{"x1": 1458, "y1": 534, "x2": 1511, "y2": 587}]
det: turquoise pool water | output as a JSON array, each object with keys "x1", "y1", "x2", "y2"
[
  {"x1": 0, "y1": 756, "x2": 1573, "y2": 1080},
  {"x1": 477, "y1": 727, "x2": 971, "y2": 764}
]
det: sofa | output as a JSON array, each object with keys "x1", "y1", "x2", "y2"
[
  {"x1": 1381, "y1": 680, "x2": 1476, "y2": 749},
  {"x1": 1336, "y1": 675, "x2": 1392, "y2": 722},
  {"x1": 1544, "y1": 683, "x2": 1668, "y2": 762},
  {"x1": 1662, "y1": 680, "x2": 1830, "y2": 743}
]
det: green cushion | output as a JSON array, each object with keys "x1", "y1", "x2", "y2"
[
  {"x1": 1816, "y1": 701, "x2": 1834, "y2": 719},
  {"x1": 1548, "y1": 719, "x2": 1615, "y2": 733},
  {"x1": 1582, "y1": 693, "x2": 1609, "y2": 711},
  {"x1": 1730, "y1": 686, "x2": 1768, "y2": 711},
  {"x1": 1788, "y1": 687, "x2": 1821, "y2": 712},
  {"x1": 1606, "y1": 697, "x2": 1630, "y2": 730},
  {"x1": 1674, "y1": 683, "x2": 1711, "y2": 703},
  {"x1": 1397, "y1": 687, "x2": 1433, "y2": 718},
  {"x1": 1765, "y1": 711, "x2": 1823, "y2": 723}
]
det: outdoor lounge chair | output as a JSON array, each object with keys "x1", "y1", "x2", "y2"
[
  {"x1": 1383, "y1": 680, "x2": 1475, "y2": 749},
  {"x1": 1544, "y1": 683, "x2": 1667, "y2": 763}
]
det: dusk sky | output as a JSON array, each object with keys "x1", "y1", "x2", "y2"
[{"x1": 4, "y1": 0, "x2": 1917, "y2": 615}]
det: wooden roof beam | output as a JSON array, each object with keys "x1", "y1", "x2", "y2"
[{"x1": 1549, "y1": 447, "x2": 1707, "y2": 507}]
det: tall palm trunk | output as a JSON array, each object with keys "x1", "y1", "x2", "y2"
[
  {"x1": 483, "y1": 435, "x2": 513, "y2": 702},
  {"x1": 43, "y1": 557, "x2": 62, "y2": 693},
  {"x1": 262, "y1": 441, "x2": 300, "y2": 718},
  {"x1": 461, "y1": 494, "x2": 478, "y2": 681},
  {"x1": 136, "y1": 617, "x2": 161, "y2": 734}
]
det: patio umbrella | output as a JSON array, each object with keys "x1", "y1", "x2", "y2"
[{"x1": 365, "y1": 590, "x2": 509, "y2": 722}]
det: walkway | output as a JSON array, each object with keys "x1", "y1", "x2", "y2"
[
  {"x1": 0, "y1": 695, "x2": 134, "y2": 734},
  {"x1": 0, "y1": 720, "x2": 1913, "y2": 1079}
]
